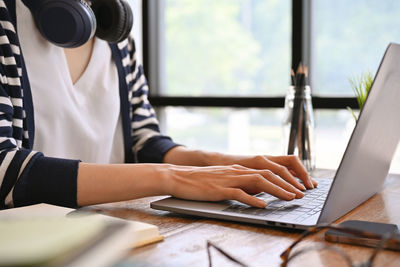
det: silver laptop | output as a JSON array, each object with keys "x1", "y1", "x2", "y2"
[{"x1": 151, "y1": 43, "x2": 400, "y2": 229}]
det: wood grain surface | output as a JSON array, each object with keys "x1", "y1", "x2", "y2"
[{"x1": 85, "y1": 169, "x2": 400, "y2": 267}]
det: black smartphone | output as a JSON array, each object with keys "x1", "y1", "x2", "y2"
[{"x1": 325, "y1": 220, "x2": 400, "y2": 251}]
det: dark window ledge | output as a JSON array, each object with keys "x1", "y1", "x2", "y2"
[{"x1": 148, "y1": 96, "x2": 359, "y2": 109}]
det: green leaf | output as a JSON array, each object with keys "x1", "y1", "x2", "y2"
[{"x1": 348, "y1": 71, "x2": 374, "y2": 115}]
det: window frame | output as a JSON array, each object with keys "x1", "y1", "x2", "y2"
[{"x1": 142, "y1": 0, "x2": 359, "y2": 110}]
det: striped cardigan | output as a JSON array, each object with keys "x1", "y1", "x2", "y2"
[{"x1": 0, "y1": 0, "x2": 178, "y2": 209}]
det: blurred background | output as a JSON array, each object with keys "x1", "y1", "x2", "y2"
[{"x1": 130, "y1": 0, "x2": 400, "y2": 172}]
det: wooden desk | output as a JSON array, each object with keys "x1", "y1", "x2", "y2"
[{"x1": 86, "y1": 170, "x2": 400, "y2": 266}]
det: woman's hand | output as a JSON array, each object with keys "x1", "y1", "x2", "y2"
[
  {"x1": 216, "y1": 154, "x2": 318, "y2": 190},
  {"x1": 160, "y1": 164, "x2": 307, "y2": 208},
  {"x1": 163, "y1": 147, "x2": 318, "y2": 194}
]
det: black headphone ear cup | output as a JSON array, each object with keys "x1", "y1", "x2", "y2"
[
  {"x1": 91, "y1": 0, "x2": 133, "y2": 43},
  {"x1": 117, "y1": 0, "x2": 134, "y2": 42},
  {"x1": 30, "y1": 0, "x2": 96, "y2": 48}
]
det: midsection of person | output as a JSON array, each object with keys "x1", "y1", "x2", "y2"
[{"x1": 16, "y1": 0, "x2": 124, "y2": 164}]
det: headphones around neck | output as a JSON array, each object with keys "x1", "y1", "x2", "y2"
[{"x1": 22, "y1": 0, "x2": 133, "y2": 48}]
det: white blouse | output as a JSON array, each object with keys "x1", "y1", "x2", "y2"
[{"x1": 16, "y1": 0, "x2": 125, "y2": 163}]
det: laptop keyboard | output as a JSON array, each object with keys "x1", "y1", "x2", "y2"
[{"x1": 223, "y1": 178, "x2": 332, "y2": 223}]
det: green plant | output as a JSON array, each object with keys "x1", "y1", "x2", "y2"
[{"x1": 347, "y1": 71, "x2": 374, "y2": 120}]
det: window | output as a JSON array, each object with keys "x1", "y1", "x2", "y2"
[
  {"x1": 162, "y1": 0, "x2": 290, "y2": 96},
  {"x1": 143, "y1": 0, "x2": 400, "y2": 172},
  {"x1": 164, "y1": 107, "x2": 363, "y2": 170},
  {"x1": 164, "y1": 107, "x2": 285, "y2": 154},
  {"x1": 312, "y1": 1, "x2": 400, "y2": 95}
]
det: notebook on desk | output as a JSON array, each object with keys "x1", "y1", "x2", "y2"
[
  {"x1": 0, "y1": 204, "x2": 164, "y2": 267},
  {"x1": 151, "y1": 42, "x2": 400, "y2": 230}
]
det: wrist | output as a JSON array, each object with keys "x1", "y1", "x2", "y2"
[
  {"x1": 202, "y1": 151, "x2": 230, "y2": 166},
  {"x1": 154, "y1": 163, "x2": 175, "y2": 195}
]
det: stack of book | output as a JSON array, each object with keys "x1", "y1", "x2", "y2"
[{"x1": 0, "y1": 204, "x2": 163, "y2": 267}]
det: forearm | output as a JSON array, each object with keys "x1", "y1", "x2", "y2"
[
  {"x1": 163, "y1": 146, "x2": 223, "y2": 166},
  {"x1": 163, "y1": 146, "x2": 247, "y2": 166},
  {"x1": 77, "y1": 163, "x2": 169, "y2": 206},
  {"x1": 66, "y1": 148, "x2": 252, "y2": 207}
]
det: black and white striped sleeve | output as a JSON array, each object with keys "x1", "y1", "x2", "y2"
[
  {"x1": 0, "y1": 1, "x2": 80, "y2": 209},
  {"x1": 121, "y1": 38, "x2": 180, "y2": 163}
]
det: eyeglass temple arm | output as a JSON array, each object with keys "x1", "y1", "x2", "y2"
[
  {"x1": 280, "y1": 224, "x2": 382, "y2": 262},
  {"x1": 367, "y1": 232, "x2": 400, "y2": 264},
  {"x1": 207, "y1": 240, "x2": 249, "y2": 267}
]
